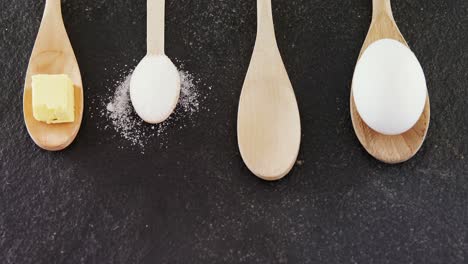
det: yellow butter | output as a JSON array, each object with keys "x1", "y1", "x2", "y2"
[{"x1": 32, "y1": 74, "x2": 75, "y2": 124}]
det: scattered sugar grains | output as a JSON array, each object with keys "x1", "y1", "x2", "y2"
[{"x1": 105, "y1": 69, "x2": 202, "y2": 151}]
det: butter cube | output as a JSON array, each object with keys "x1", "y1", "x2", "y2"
[{"x1": 32, "y1": 74, "x2": 75, "y2": 124}]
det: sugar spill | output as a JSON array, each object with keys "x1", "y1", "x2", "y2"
[{"x1": 102, "y1": 68, "x2": 202, "y2": 152}]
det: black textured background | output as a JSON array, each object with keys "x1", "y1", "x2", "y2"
[{"x1": 1, "y1": 0, "x2": 468, "y2": 263}]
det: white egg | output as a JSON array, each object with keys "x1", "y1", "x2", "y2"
[{"x1": 352, "y1": 39, "x2": 427, "y2": 136}]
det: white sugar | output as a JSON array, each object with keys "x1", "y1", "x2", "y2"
[
  {"x1": 106, "y1": 73, "x2": 144, "y2": 147},
  {"x1": 179, "y1": 70, "x2": 200, "y2": 115},
  {"x1": 130, "y1": 55, "x2": 181, "y2": 124},
  {"x1": 104, "y1": 67, "x2": 202, "y2": 151}
]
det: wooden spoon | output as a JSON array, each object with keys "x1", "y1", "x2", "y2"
[
  {"x1": 130, "y1": 0, "x2": 180, "y2": 124},
  {"x1": 23, "y1": 0, "x2": 83, "y2": 151},
  {"x1": 350, "y1": 0, "x2": 430, "y2": 163},
  {"x1": 237, "y1": 0, "x2": 301, "y2": 181}
]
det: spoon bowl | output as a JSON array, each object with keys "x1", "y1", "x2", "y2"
[
  {"x1": 23, "y1": 0, "x2": 83, "y2": 151},
  {"x1": 130, "y1": 55, "x2": 180, "y2": 124},
  {"x1": 350, "y1": 0, "x2": 430, "y2": 163}
]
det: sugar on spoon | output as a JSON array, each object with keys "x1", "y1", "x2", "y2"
[
  {"x1": 351, "y1": 0, "x2": 430, "y2": 163},
  {"x1": 237, "y1": 0, "x2": 301, "y2": 181},
  {"x1": 130, "y1": 0, "x2": 180, "y2": 124},
  {"x1": 23, "y1": 0, "x2": 83, "y2": 151}
]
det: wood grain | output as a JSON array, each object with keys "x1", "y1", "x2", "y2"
[
  {"x1": 23, "y1": 0, "x2": 83, "y2": 151},
  {"x1": 350, "y1": 0, "x2": 430, "y2": 163},
  {"x1": 237, "y1": 0, "x2": 301, "y2": 180}
]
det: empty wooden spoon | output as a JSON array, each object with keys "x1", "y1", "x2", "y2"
[
  {"x1": 23, "y1": 0, "x2": 83, "y2": 151},
  {"x1": 237, "y1": 0, "x2": 301, "y2": 181},
  {"x1": 350, "y1": 0, "x2": 430, "y2": 163}
]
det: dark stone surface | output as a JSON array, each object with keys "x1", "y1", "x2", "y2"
[{"x1": 1, "y1": 0, "x2": 467, "y2": 263}]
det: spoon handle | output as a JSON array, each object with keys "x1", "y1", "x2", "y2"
[
  {"x1": 147, "y1": 0, "x2": 165, "y2": 55},
  {"x1": 45, "y1": 0, "x2": 60, "y2": 8},
  {"x1": 43, "y1": 0, "x2": 62, "y2": 20},
  {"x1": 372, "y1": 0, "x2": 392, "y2": 19},
  {"x1": 256, "y1": 0, "x2": 276, "y2": 42}
]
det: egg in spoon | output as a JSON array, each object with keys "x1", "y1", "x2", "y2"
[{"x1": 351, "y1": 0, "x2": 430, "y2": 163}]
